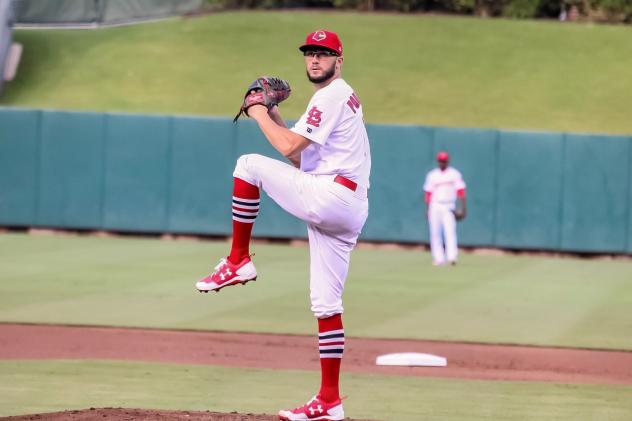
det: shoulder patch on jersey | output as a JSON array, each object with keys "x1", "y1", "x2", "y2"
[{"x1": 306, "y1": 106, "x2": 322, "y2": 127}]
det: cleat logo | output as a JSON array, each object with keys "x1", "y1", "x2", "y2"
[
  {"x1": 308, "y1": 405, "x2": 323, "y2": 415},
  {"x1": 219, "y1": 268, "x2": 233, "y2": 281}
]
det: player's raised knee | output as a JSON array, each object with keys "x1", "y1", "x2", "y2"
[
  {"x1": 235, "y1": 153, "x2": 260, "y2": 169},
  {"x1": 234, "y1": 154, "x2": 264, "y2": 180}
]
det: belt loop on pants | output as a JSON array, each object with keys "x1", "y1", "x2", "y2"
[{"x1": 334, "y1": 175, "x2": 357, "y2": 192}]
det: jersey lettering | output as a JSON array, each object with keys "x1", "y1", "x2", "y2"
[
  {"x1": 306, "y1": 106, "x2": 322, "y2": 127},
  {"x1": 290, "y1": 79, "x2": 370, "y2": 189},
  {"x1": 346, "y1": 93, "x2": 361, "y2": 114}
]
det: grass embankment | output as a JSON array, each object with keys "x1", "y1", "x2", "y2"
[{"x1": 3, "y1": 12, "x2": 632, "y2": 134}]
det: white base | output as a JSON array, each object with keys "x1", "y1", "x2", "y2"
[{"x1": 376, "y1": 352, "x2": 447, "y2": 367}]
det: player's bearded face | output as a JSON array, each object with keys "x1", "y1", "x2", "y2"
[{"x1": 306, "y1": 58, "x2": 337, "y2": 84}]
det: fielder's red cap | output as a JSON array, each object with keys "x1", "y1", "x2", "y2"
[
  {"x1": 299, "y1": 30, "x2": 343, "y2": 56},
  {"x1": 437, "y1": 151, "x2": 450, "y2": 161}
]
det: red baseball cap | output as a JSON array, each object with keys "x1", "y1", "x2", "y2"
[
  {"x1": 299, "y1": 30, "x2": 343, "y2": 56},
  {"x1": 437, "y1": 151, "x2": 450, "y2": 161}
]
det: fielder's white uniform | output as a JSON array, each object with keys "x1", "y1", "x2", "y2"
[
  {"x1": 423, "y1": 167, "x2": 466, "y2": 264},
  {"x1": 233, "y1": 78, "x2": 371, "y2": 318}
]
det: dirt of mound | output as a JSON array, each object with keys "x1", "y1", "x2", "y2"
[
  {"x1": 1, "y1": 407, "x2": 377, "y2": 421},
  {"x1": 2, "y1": 323, "x2": 632, "y2": 385}
]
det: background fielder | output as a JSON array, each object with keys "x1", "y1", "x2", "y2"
[
  {"x1": 424, "y1": 151, "x2": 466, "y2": 266},
  {"x1": 195, "y1": 29, "x2": 370, "y2": 421}
]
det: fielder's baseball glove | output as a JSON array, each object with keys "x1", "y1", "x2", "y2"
[
  {"x1": 453, "y1": 208, "x2": 466, "y2": 221},
  {"x1": 233, "y1": 77, "x2": 291, "y2": 123}
]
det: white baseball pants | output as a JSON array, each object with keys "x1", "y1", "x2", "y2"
[
  {"x1": 233, "y1": 154, "x2": 369, "y2": 318},
  {"x1": 428, "y1": 202, "x2": 458, "y2": 264}
]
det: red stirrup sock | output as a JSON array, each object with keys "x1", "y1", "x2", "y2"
[
  {"x1": 318, "y1": 314, "x2": 344, "y2": 403},
  {"x1": 228, "y1": 177, "x2": 260, "y2": 264}
]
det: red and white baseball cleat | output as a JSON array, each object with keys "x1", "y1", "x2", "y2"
[
  {"x1": 278, "y1": 395, "x2": 344, "y2": 421},
  {"x1": 195, "y1": 256, "x2": 257, "y2": 293}
]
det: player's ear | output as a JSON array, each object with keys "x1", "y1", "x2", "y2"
[{"x1": 336, "y1": 56, "x2": 343, "y2": 69}]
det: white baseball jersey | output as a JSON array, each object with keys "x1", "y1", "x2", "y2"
[
  {"x1": 423, "y1": 166, "x2": 465, "y2": 265},
  {"x1": 291, "y1": 78, "x2": 371, "y2": 189},
  {"x1": 423, "y1": 167, "x2": 466, "y2": 204},
  {"x1": 233, "y1": 77, "x2": 371, "y2": 318}
]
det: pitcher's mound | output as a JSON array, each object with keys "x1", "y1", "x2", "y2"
[{"x1": 4, "y1": 407, "x2": 377, "y2": 421}]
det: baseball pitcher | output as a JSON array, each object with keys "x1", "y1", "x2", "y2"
[
  {"x1": 196, "y1": 30, "x2": 371, "y2": 421},
  {"x1": 423, "y1": 151, "x2": 466, "y2": 266}
]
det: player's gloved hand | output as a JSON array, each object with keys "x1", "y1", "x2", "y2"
[
  {"x1": 453, "y1": 208, "x2": 466, "y2": 221},
  {"x1": 233, "y1": 77, "x2": 291, "y2": 123}
]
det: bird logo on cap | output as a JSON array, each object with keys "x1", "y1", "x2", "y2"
[{"x1": 312, "y1": 31, "x2": 327, "y2": 41}]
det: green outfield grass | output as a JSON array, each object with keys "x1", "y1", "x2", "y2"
[
  {"x1": 1, "y1": 360, "x2": 630, "y2": 420},
  {"x1": 3, "y1": 12, "x2": 632, "y2": 134},
  {"x1": 1, "y1": 232, "x2": 631, "y2": 350}
]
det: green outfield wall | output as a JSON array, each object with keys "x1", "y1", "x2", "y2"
[{"x1": 1, "y1": 108, "x2": 631, "y2": 254}]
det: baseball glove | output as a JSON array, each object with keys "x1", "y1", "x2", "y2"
[
  {"x1": 233, "y1": 77, "x2": 291, "y2": 123},
  {"x1": 453, "y1": 208, "x2": 466, "y2": 221}
]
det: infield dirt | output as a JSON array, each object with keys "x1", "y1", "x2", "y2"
[{"x1": 2, "y1": 323, "x2": 632, "y2": 420}]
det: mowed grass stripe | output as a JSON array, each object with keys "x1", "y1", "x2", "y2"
[
  {"x1": 0, "y1": 360, "x2": 631, "y2": 420},
  {"x1": 3, "y1": 12, "x2": 632, "y2": 134},
  {"x1": 1, "y1": 233, "x2": 631, "y2": 350},
  {"x1": 368, "y1": 258, "x2": 630, "y2": 347}
]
